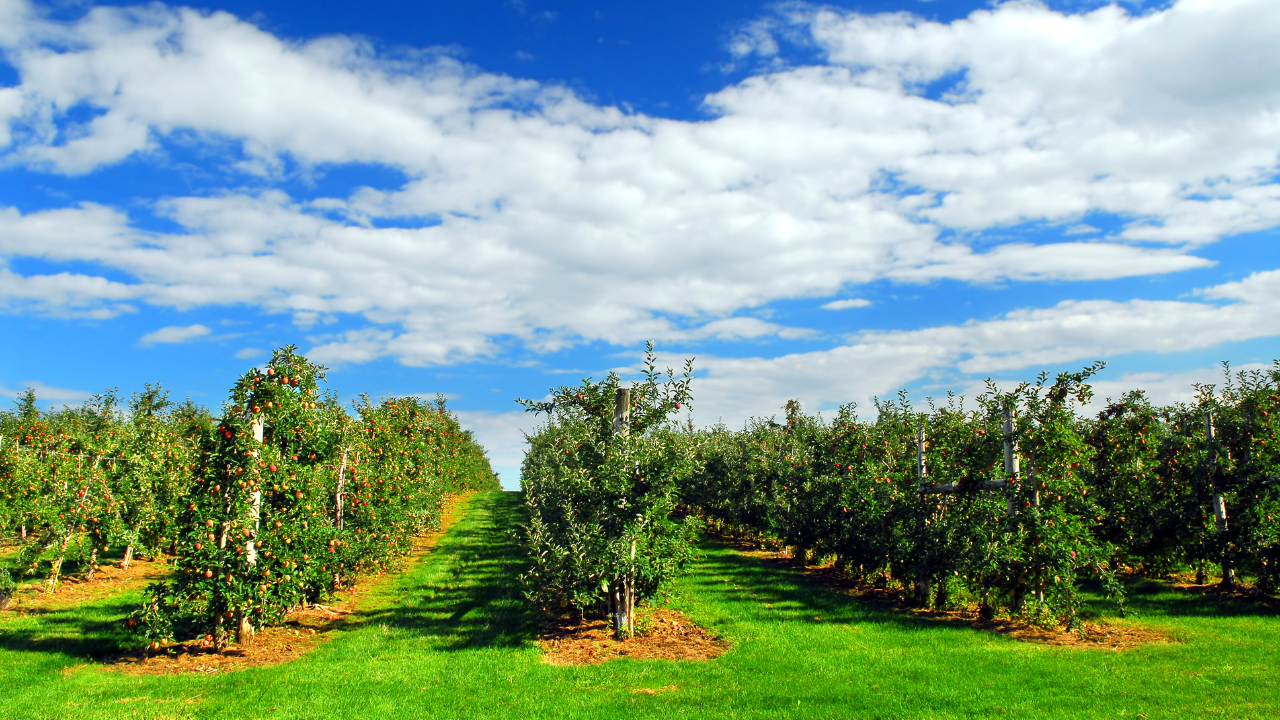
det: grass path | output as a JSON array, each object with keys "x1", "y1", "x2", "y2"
[{"x1": 1, "y1": 491, "x2": 1278, "y2": 719}]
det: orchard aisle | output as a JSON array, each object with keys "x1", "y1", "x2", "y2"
[{"x1": 1, "y1": 492, "x2": 1278, "y2": 719}]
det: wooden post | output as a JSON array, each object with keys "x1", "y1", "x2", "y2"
[
  {"x1": 1028, "y1": 453, "x2": 1040, "y2": 509},
  {"x1": 336, "y1": 451, "x2": 348, "y2": 530},
  {"x1": 916, "y1": 420, "x2": 928, "y2": 488},
  {"x1": 6, "y1": 437, "x2": 26, "y2": 540},
  {"x1": 613, "y1": 385, "x2": 631, "y2": 437},
  {"x1": 612, "y1": 386, "x2": 631, "y2": 639},
  {"x1": 246, "y1": 419, "x2": 264, "y2": 564},
  {"x1": 85, "y1": 457, "x2": 102, "y2": 581},
  {"x1": 1003, "y1": 408, "x2": 1019, "y2": 516},
  {"x1": 1205, "y1": 411, "x2": 1234, "y2": 586},
  {"x1": 238, "y1": 418, "x2": 265, "y2": 646},
  {"x1": 915, "y1": 418, "x2": 931, "y2": 607},
  {"x1": 1004, "y1": 408, "x2": 1025, "y2": 612}
]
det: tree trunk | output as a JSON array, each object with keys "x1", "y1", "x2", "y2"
[
  {"x1": 914, "y1": 578, "x2": 931, "y2": 607},
  {"x1": 47, "y1": 532, "x2": 72, "y2": 593},
  {"x1": 215, "y1": 613, "x2": 226, "y2": 651},
  {"x1": 794, "y1": 545, "x2": 809, "y2": 567},
  {"x1": 86, "y1": 547, "x2": 98, "y2": 581},
  {"x1": 236, "y1": 610, "x2": 255, "y2": 646},
  {"x1": 612, "y1": 585, "x2": 629, "y2": 640},
  {"x1": 122, "y1": 545, "x2": 134, "y2": 570},
  {"x1": 626, "y1": 580, "x2": 635, "y2": 638},
  {"x1": 979, "y1": 587, "x2": 994, "y2": 620},
  {"x1": 933, "y1": 577, "x2": 949, "y2": 611},
  {"x1": 627, "y1": 540, "x2": 636, "y2": 637},
  {"x1": 1011, "y1": 588, "x2": 1026, "y2": 614}
]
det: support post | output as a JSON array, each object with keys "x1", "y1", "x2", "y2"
[
  {"x1": 1004, "y1": 407, "x2": 1025, "y2": 611},
  {"x1": 916, "y1": 419, "x2": 928, "y2": 487},
  {"x1": 335, "y1": 451, "x2": 348, "y2": 530},
  {"x1": 613, "y1": 386, "x2": 631, "y2": 437},
  {"x1": 1206, "y1": 411, "x2": 1234, "y2": 587},
  {"x1": 915, "y1": 418, "x2": 931, "y2": 607},
  {"x1": 611, "y1": 387, "x2": 631, "y2": 640},
  {"x1": 1004, "y1": 408, "x2": 1020, "y2": 516},
  {"x1": 238, "y1": 417, "x2": 264, "y2": 646}
]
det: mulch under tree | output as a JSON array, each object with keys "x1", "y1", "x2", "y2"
[{"x1": 538, "y1": 608, "x2": 728, "y2": 666}]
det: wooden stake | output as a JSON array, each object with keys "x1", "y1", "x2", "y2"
[
  {"x1": 613, "y1": 386, "x2": 631, "y2": 437},
  {"x1": 916, "y1": 419, "x2": 927, "y2": 488},
  {"x1": 914, "y1": 417, "x2": 931, "y2": 607},
  {"x1": 236, "y1": 418, "x2": 266, "y2": 647},
  {"x1": 1003, "y1": 409, "x2": 1019, "y2": 516},
  {"x1": 1205, "y1": 411, "x2": 1234, "y2": 586},
  {"x1": 336, "y1": 451, "x2": 348, "y2": 530}
]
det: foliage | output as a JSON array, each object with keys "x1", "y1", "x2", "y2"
[
  {"x1": 131, "y1": 346, "x2": 499, "y2": 647},
  {"x1": 0, "y1": 345, "x2": 498, "y2": 647},
  {"x1": 517, "y1": 343, "x2": 699, "y2": 628}
]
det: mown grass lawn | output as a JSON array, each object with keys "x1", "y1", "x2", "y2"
[{"x1": 1, "y1": 491, "x2": 1277, "y2": 719}]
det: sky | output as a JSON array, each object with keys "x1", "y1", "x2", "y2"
[{"x1": 2, "y1": 0, "x2": 1279, "y2": 489}]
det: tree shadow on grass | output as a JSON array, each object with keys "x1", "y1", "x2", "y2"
[
  {"x1": 347, "y1": 491, "x2": 541, "y2": 651},
  {"x1": 0, "y1": 492, "x2": 538, "y2": 663},
  {"x1": 694, "y1": 539, "x2": 1278, "y2": 645},
  {"x1": 685, "y1": 544, "x2": 936, "y2": 633},
  {"x1": 1104, "y1": 576, "x2": 1279, "y2": 620},
  {"x1": 0, "y1": 595, "x2": 144, "y2": 660}
]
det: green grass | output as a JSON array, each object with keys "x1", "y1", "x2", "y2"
[{"x1": 1, "y1": 491, "x2": 1278, "y2": 719}]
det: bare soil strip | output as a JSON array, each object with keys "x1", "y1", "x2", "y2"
[{"x1": 2, "y1": 557, "x2": 170, "y2": 615}]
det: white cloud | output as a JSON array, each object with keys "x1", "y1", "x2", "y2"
[
  {"x1": 0, "y1": 0, "x2": 1267, "y2": 364},
  {"x1": 767, "y1": 0, "x2": 1280, "y2": 242},
  {"x1": 234, "y1": 347, "x2": 263, "y2": 360},
  {"x1": 687, "y1": 268, "x2": 1280, "y2": 427},
  {"x1": 453, "y1": 409, "x2": 539, "y2": 490},
  {"x1": 821, "y1": 298, "x2": 872, "y2": 310},
  {"x1": 139, "y1": 324, "x2": 211, "y2": 347},
  {"x1": 1082, "y1": 365, "x2": 1266, "y2": 410},
  {"x1": 0, "y1": 380, "x2": 93, "y2": 406}
]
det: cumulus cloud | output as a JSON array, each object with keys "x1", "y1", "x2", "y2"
[
  {"x1": 820, "y1": 298, "x2": 871, "y2": 310},
  {"x1": 138, "y1": 323, "x2": 211, "y2": 347},
  {"x1": 0, "y1": 380, "x2": 92, "y2": 406},
  {"x1": 687, "y1": 268, "x2": 1280, "y2": 426},
  {"x1": 453, "y1": 409, "x2": 538, "y2": 490},
  {"x1": 0, "y1": 0, "x2": 1270, "y2": 364}
]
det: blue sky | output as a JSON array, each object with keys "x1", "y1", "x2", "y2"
[{"x1": 1, "y1": 0, "x2": 1277, "y2": 488}]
